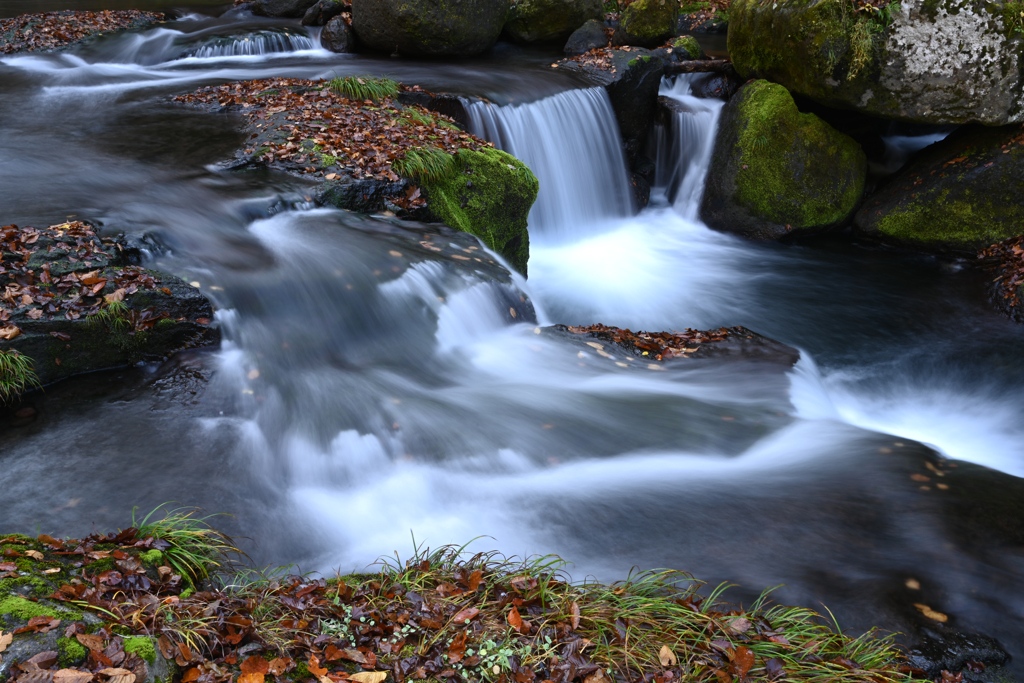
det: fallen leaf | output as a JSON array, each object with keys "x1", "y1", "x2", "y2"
[
  {"x1": 348, "y1": 674, "x2": 387, "y2": 683},
  {"x1": 570, "y1": 602, "x2": 580, "y2": 631},
  {"x1": 914, "y1": 603, "x2": 948, "y2": 623},
  {"x1": 725, "y1": 617, "x2": 751, "y2": 635},
  {"x1": 507, "y1": 606, "x2": 526, "y2": 634},
  {"x1": 659, "y1": 645, "x2": 677, "y2": 667},
  {"x1": 43, "y1": 568, "x2": 61, "y2": 574},
  {"x1": 17, "y1": 672, "x2": 55, "y2": 683},
  {"x1": 53, "y1": 670, "x2": 95, "y2": 683},
  {"x1": 583, "y1": 671, "x2": 609, "y2": 683},
  {"x1": 181, "y1": 669, "x2": 200, "y2": 683},
  {"x1": 452, "y1": 607, "x2": 479, "y2": 623},
  {"x1": 26, "y1": 651, "x2": 59, "y2": 669},
  {"x1": 0, "y1": 562, "x2": 15, "y2": 572},
  {"x1": 466, "y1": 570, "x2": 482, "y2": 592},
  {"x1": 765, "y1": 657, "x2": 785, "y2": 680},
  {"x1": 307, "y1": 656, "x2": 327, "y2": 678},
  {"x1": 0, "y1": 631, "x2": 11, "y2": 652},
  {"x1": 238, "y1": 674, "x2": 264, "y2": 683},
  {"x1": 26, "y1": 308, "x2": 43, "y2": 319},
  {"x1": 24, "y1": 550, "x2": 44, "y2": 560},
  {"x1": 267, "y1": 658, "x2": 294, "y2": 675},
  {"x1": 240, "y1": 656, "x2": 269, "y2": 675},
  {"x1": 731, "y1": 646, "x2": 755, "y2": 677},
  {"x1": 0, "y1": 325, "x2": 22, "y2": 340}
]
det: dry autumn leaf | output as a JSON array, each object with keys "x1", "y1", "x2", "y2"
[
  {"x1": 0, "y1": 325, "x2": 22, "y2": 339},
  {"x1": 507, "y1": 606, "x2": 526, "y2": 634},
  {"x1": 570, "y1": 601, "x2": 580, "y2": 631},
  {"x1": 53, "y1": 669, "x2": 95, "y2": 683},
  {"x1": 267, "y1": 657, "x2": 294, "y2": 675},
  {"x1": 348, "y1": 673, "x2": 388, "y2": 683},
  {"x1": 24, "y1": 550, "x2": 43, "y2": 560},
  {"x1": 0, "y1": 631, "x2": 12, "y2": 653},
  {"x1": 75, "y1": 633, "x2": 104, "y2": 651},
  {"x1": 914, "y1": 603, "x2": 949, "y2": 622},
  {"x1": 17, "y1": 672, "x2": 55, "y2": 683},
  {"x1": 658, "y1": 645, "x2": 677, "y2": 667}
]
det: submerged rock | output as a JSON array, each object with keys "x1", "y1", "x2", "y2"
[
  {"x1": 504, "y1": 0, "x2": 603, "y2": 43},
  {"x1": 0, "y1": 222, "x2": 217, "y2": 398},
  {"x1": 252, "y1": 0, "x2": 318, "y2": 18},
  {"x1": 320, "y1": 14, "x2": 354, "y2": 52},
  {"x1": 420, "y1": 148, "x2": 539, "y2": 276},
  {"x1": 614, "y1": 0, "x2": 679, "y2": 47},
  {"x1": 728, "y1": 0, "x2": 1024, "y2": 125},
  {"x1": 855, "y1": 124, "x2": 1024, "y2": 254},
  {"x1": 702, "y1": 80, "x2": 867, "y2": 240},
  {"x1": 563, "y1": 19, "x2": 607, "y2": 55},
  {"x1": 351, "y1": 0, "x2": 509, "y2": 56}
]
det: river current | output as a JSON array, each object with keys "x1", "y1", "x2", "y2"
[{"x1": 1, "y1": 5, "x2": 1022, "y2": 666}]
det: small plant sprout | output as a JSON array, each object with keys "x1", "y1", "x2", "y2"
[{"x1": 0, "y1": 348, "x2": 40, "y2": 403}]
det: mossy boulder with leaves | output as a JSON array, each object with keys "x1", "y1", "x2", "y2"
[
  {"x1": 854, "y1": 123, "x2": 1024, "y2": 253},
  {"x1": 420, "y1": 148, "x2": 539, "y2": 276},
  {"x1": 615, "y1": 0, "x2": 679, "y2": 46},
  {"x1": 0, "y1": 222, "x2": 217, "y2": 402},
  {"x1": 351, "y1": 0, "x2": 510, "y2": 56},
  {"x1": 728, "y1": 0, "x2": 1024, "y2": 125},
  {"x1": 504, "y1": 0, "x2": 604, "y2": 43},
  {"x1": 701, "y1": 80, "x2": 867, "y2": 240}
]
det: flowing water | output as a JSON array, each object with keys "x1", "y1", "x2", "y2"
[{"x1": 1, "y1": 6, "x2": 1023, "y2": 665}]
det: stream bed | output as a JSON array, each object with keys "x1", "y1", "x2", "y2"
[{"x1": 1, "y1": 3, "x2": 1022, "y2": 670}]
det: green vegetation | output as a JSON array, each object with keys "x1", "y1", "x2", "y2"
[
  {"x1": 326, "y1": 75, "x2": 399, "y2": 102},
  {"x1": 397, "y1": 107, "x2": 460, "y2": 131},
  {"x1": 0, "y1": 348, "x2": 40, "y2": 403},
  {"x1": 392, "y1": 146, "x2": 460, "y2": 183},
  {"x1": 672, "y1": 34, "x2": 705, "y2": 59},
  {"x1": 124, "y1": 636, "x2": 157, "y2": 664},
  {"x1": 993, "y1": 0, "x2": 1024, "y2": 35},
  {"x1": 57, "y1": 637, "x2": 89, "y2": 668},
  {"x1": 133, "y1": 505, "x2": 241, "y2": 587},
  {"x1": 621, "y1": 0, "x2": 679, "y2": 40}
]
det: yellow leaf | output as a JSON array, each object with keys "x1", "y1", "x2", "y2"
[
  {"x1": 913, "y1": 603, "x2": 948, "y2": 623},
  {"x1": 0, "y1": 630, "x2": 12, "y2": 653},
  {"x1": 658, "y1": 645, "x2": 677, "y2": 667},
  {"x1": 25, "y1": 550, "x2": 44, "y2": 560},
  {"x1": 348, "y1": 673, "x2": 387, "y2": 683},
  {"x1": 0, "y1": 325, "x2": 21, "y2": 340}
]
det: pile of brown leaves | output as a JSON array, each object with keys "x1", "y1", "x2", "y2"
[
  {"x1": 173, "y1": 79, "x2": 491, "y2": 183},
  {"x1": 679, "y1": 0, "x2": 730, "y2": 23},
  {"x1": 0, "y1": 10, "x2": 162, "y2": 54},
  {"x1": 561, "y1": 47, "x2": 617, "y2": 73},
  {"x1": 0, "y1": 222, "x2": 164, "y2": 341},
  {"x1": 979, "y1": 234, "x2": 1024, "y2": 311},
  {"x1": 566, "y1": 323, "x2": 730, "y2": 360}
]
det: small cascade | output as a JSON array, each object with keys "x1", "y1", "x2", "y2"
[
  {"x1": 464, "y1": 87, "x2": 633, "y2": 239},
  {"x1": 180, "y1": 30, "x2": 318, "y2": 59},
  {"x1": 655, "y1": 74, "x2": 724, "y2": 221}
]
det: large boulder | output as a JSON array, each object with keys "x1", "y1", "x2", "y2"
[
  {"x1": 728, "y1": 0, "x2": 1024, "y2": 125},
  {"x1": 252, "y1": 0, "x2": 317, "y2": 18},
  {"x1": 702, "y1": 80, "x2": 867, "y2": 239},
  {"x1": 422, "y1": 148, "x2": 539, "y2": 276},
  {"x1": 302, "y1": 0, "x2": 346, "y2": 25},
  {"x1": 854, "y1": 124, "x2": 1024, "y2": 254},
  {"x1": 614, "y1": 0, "x2": 678, "y2": 47},
  {"x1": 320, "y1": 14, "x2": 355, "y2": 51},
  {"x1": 505, "y1": 0, "x2": 603, "y2": 43},
  {"x1": 563, "y1": 19, "x2": 607, "y2": 54},
  {"x1": 351, "y1": 0, "x2": 509, "y2": 56}
]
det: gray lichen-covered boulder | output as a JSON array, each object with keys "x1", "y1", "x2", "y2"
[
  {"x1": 728, "y1": 0, "x2": 1024, "y2": 125},
  {"x1": 505, "y1": 0, "x2": 603, "y2": 43},
  {"x1": 0, "y1": 221, "x2": 217, "y2": 399},
  {"x1": 320, "y1": 14, "x2": 355, "y2": 51},
  {"x1": 421, "y1": 148, "x2": 539, "y2": 276},
  {"x1": 351, "y1": 0, "x2": 510, "y2": 56},
  {"x1": 854, "y1": 124, "x2": 1024, "y2": 254},
  {"x1": 563, "y1": 19, "x2": 607, "y2": 54},
  {"x1": 614, "y1": 0, "x2": 678, "y2": 47},
  {"x1": 252, "y1": 0, "x2": 318, "y2": 18},
  {"x1": 702, "y1": 80, "x2": 867, "y2": 239}
]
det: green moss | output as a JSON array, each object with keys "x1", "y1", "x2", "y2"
[
  {"x1": 139, "y1": 549, "x2": 164, "y2": 566},
  {"x1": 421, "y1": 148, "x2": 539, "y2": 276},
  {"x1": 0, "y1": 595, "x2": 79, "y2": 621},
  {"x1": 124, "y1": 636, "x2": 157, "y2": 664},
  {"x1": 58, "y1": 637, "x2": 89, "y2": 668},
  {"x1": 87, "y1": 557, "x2": 116, "y2": 574},
  {"x1": 296, "y1": 661, "x2": 311, "y2": 678},
  {"x1": 0, "y1": 574, "x2": 55, "y2": 599},
  {"x1": 991, "y1": 0, "x2": 1024, "y2": 35},
  {"x1": 733, "y1": 80, "x2": 865, "y2": 228},
  {"x1": 876, "y1": 188, "x2": 1015, "y2": 247},
  {"x1": 672, "y1": 35, "x2": 704, "y2": 59},
  {"x1": 621, "y1": 0, "x2": 678, "y2": 39}
]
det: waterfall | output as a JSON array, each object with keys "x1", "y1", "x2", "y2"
[
  {"x1": 464, "y1": 88, "x2": 633, "y2": 239},
  {"x1": 181, "y1": 30, "x2": 319, "y2": 58},
  {"x1": 655, "y1": 74, "x2": 724, "y2": 221}
]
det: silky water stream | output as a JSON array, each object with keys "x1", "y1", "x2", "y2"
[{"x1": 1, "y1": 12, "x2": 1022, "y2": 665}]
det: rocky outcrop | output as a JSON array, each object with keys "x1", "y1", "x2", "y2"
[
  {"x1": 351, "y1": 0, "x2": 509, "y2": 56},
  {"x1": 563, "y1": 19, "x2": 607, "y2": 54},
  {"x1": 728, "y1": 0, "x2": 1024, "y2": 125},
  {"x1": 504, "y1": 0, "x2": 603, "y2": 43},
  {"x1": 301, "y1": 0, "x2": 346, "y2": 25},
  {"x1": 702, "y1": 80, "x2": 867, "y2": 239},
  {"x1": 252, "y1": 0, "x2": 318, "y2": 18},
  {"x1": 421, "y1": 148, "x2": 539, "y2": 276},
  {"x1": 854, "y1": 124, "x2": 1024, "y2": 253},
  {"x1": 320, "y1": 14, "x2": 354, "y2": 51},
  {"x1": 614, "y1": 0, "x2": 678, "y2": 47},
  {"x1": 0, "y1": 222, "x2": 217, "y2": 399}
]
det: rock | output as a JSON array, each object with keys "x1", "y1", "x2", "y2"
[
  {"x1": 688, "y1": 71, "x2": 741, "y2": 99},
  {"x1": 421, "y1": 148, "x2": 539, "y2": 276},
  {"x1": 907, "y1": 629, "x2": 1011, "y2": 682},
  {"x1": 667, "y1": 34, "x2": 704, "y2": 60},
  {"x1": 504, "y1": 0, "x2": 603, "y2": 43},
  {"x1": 316, "y1": 175, "x2": 409, "y2": 213},
  {"x1": 677, "y1": 10, "x2": 727, "y2": 34},
  {"x1": 854, "y1": 124, "x2": 1024, "y2": 254},
  {"x1": 728, "y1": 0, "x2": 1024, "y2": 125},
  {"x1": 252, "y1": 0, "x2": 318, "y2": 18},
  {"x1": 302, "y1": 0, "x2": 346, "y2": 25},
  {"x1": 604, "y1": 50, "x2": 666, "y2": 164},
  {"x1": 351, "y1": 0, "x2": 510, "y2": 57},
  {"x1": 320, "y1": 14, "x2": 354, "y2": 51},
  {"x1": 563, "y1": 18, "x2": 607, "y2": 55},
  {"x1": 614, "y1": 0, "x2": 678, "y2": 47},
  {"x1": 630, "y1": 172, "x2": 651, "y2": 210},
  {"x1": 0, "y1": 222, "x2": 218, "y2": 397},
  {"x1": 702, "y1": 80, "x2": 867, "y2": 240}
]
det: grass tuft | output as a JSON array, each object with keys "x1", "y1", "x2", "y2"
[
  {"x1": 0, "y1": 348, "x2": 41, "y2": 403},
  {"x1": 133, "y1": 504, "x2": 241, "y2": 587},
  {"x1": 326, "y1": 75, "x2": 399, "y2": 102},
  {"x1": 392, "y1": 146, "x2": 459, "y2": 183}
]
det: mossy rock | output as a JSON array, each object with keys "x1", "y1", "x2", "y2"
[
  {"x1": 702, "y1": 80, "x2": 867, "y2": 239},
  {"x1": 421, "y1": 148, "x2": 539, "y2": 276},
  {"x1": 728, "y1": 0, "x2": 1024, "y2": 125},
  {"x1": 504, "y1": 0, "x2": 604, "y2": 43},
  {"x1": 854, "y1": 123, "x2": 1024, "y2": 253},
  {"x1": 617, "y1": 0, "x2": 679, "y2": 46},
  {"x1": 671, "y1": 34, "x2": 705, "y2": 59},
  {"x1": 351, "y1": 0, "x2": 510, "y2": 56}
]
